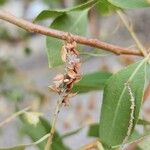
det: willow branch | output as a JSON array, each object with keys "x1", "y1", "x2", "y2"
[
  {"x1": 117, "y1": 10, "x2": 147, "y2": 57},
  {"x1": 0, "y1": 10, "x2": 143, "y2": 57}
]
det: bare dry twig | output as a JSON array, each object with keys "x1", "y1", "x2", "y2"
[
  {"x1": 0, "y1": 10, "x2": 143, "y2": 57},
  {"x1": 117, "y1": 10, "x2": 147, "y2": 57}
]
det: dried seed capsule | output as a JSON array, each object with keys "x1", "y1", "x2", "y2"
[
  {"x1": 54, "y1": 74, "x2": 64, "y2": 81},
  {"x1": 67, "y1": 70, "x2": 77, "y2": 79},
  {"x1": 49, "y1": 35, "x2": 81, "y2": 105},
  {"x1": 61, "y1": 46, "x2": 67, "y2": 62}
]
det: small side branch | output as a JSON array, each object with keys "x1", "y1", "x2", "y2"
[
  {"x1": 79, "y1": 140, "x2": 104, "y2": 150},
  {"x1": 44, "y1": 96, "x2": 63, "y2": 150},
  {"x1": 0, "y1": 106, "x2": 30, "y2": 128},
  {"x1": 117, "y1": 10, "x2": 147, "y2": 57},
  {"x1": 0, "y1": 10, "x2": 142, "y2": 57}
]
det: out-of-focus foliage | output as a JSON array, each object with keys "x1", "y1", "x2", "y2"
[
  {"x1": 20, "y1": 116, "x2": 69, "y2": 150},
  {"x1": 0, "y1": 59, "x2": 15, "y2": 81},
  {"x1": 35, "y1": 0, "x2": 97, "y2": 22},
  {"x1": 72, "y1": 71, "x2": 112, "y2": 93},
  {"x1": 96, "y1": 0, "x2": 118, "y2": 15},
  {"x1": 0, "y1": 0, "x2": 6, "y2": 5}
]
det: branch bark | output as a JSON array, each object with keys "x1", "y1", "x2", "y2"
[{"x1": 0, "y1": 10, "x2": 143, "y2": 57}]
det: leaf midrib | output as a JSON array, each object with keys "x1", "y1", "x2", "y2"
[
  {"x1": 69, "y1": 10, "x2": 87, "y2": 33},
  {"x1": 108, "y1": 59, "x2": 146, "y2": 140}
]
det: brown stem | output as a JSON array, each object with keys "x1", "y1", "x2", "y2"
[
  {"x1": 79, "y1": 141, "x2": 98, "y2": 150},
  {"x1": 0, "y1": 10, "x2": 143, "y2": 57},
  {"x1": 44, "y1": 96, "x2": 63, "y2": 150}
]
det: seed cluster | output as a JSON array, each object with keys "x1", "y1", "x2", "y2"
[{"x1": 49, "y1": 36, "x2": 81, "y2": 105}]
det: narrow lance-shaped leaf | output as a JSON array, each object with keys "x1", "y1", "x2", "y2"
[
  {"x1": 99, "y1": 60, "x2": 147, "y2": 148},
  {"x1": 72, "y1": 71, "x2": 112, "y2": 93}
]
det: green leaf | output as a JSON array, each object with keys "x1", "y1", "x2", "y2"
[
  {"x1": 0, "y1": 127, "x2": 82, "y2": 150},
  {"x1": 61, "y1": 128, "x2": 83, "y2": 139},
  {"x1": 46, "y1": 10, "x2": 88, "y2": 67},
  {"x1": 113, "y1": 130, "x2": 150, "y2": 149},
  {"x1": 96, "y1": 0, "x2": 118, "y2": 15},
  {"x1": 34, "y1": 10, "x2": 62, "y2": 22},
  {"x1": 137, "y1": 119, "x2": 150, "y2": 126},
  {"x1": 108, "y1": 0, "x2": 150, "y2": 9},
  {"x1": 99, "y1": 60, "x2": 147, "y2": 148},
  {"x1": 0, "y1": 116, "x2": 70, "y2": 150},
  {"x1": 72, "y1": 71, "x2": 112, "y2": 93},
  {"x1": 88, "y1": 123, "x2": 150, "y2": 148},
  {"x1": 88, "y1": 124, "x2": 149, "y2": 139},
  {"x1": 0, "y1": 117, "x2": 84, "y2": 150},
  {"x1": 34, "y1": 0, "x2": 98, "y2": 22},
  {"x1": 88, "y1": 123, "x2": 99, "y2": 137},
  {"x1": 20, "y1": 116, "x2": 69, "y2": 150},
  {"x1": 0, "y1": 0, "x2": 6, "y2": 5}
]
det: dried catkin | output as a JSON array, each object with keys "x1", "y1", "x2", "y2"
[{"x1": 49, "y1": 35, "x2": 81, "y2": 105}]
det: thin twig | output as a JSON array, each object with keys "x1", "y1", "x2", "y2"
[
  {"x1": 117, "y1": 10, "x2": 147, "y2": 57},
  {"x1": 33, "y1": 133, "x2": 50, "y2": 146},
  {"x1": 44, "y1": 95, "x2": 64, "y2": 150},
  {"x1": 79, "y1": 141, "x2": 105, "y2": 150},
  {"x1": 80, "y1": 52, "x2": 111, "y2": 57},
  {"x1": 0, "y1": 106, "x2": 30, "y2": 128},
  {"x1": 0, "y1": 10, "x2": 143, "y2": 57},
  {"x1": 0, "y1": 133, "x2": 50, "y2": 149}
]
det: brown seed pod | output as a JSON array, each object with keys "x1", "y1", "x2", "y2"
[
  {"x1": 54, "y1": 74, "x2": 64, "y2": 81},
  {"x1": 49, "y1": 34, "x2": 81, "y2": 105},
  {"x1": 67, "y1": 69, "x2": 77, "y2": 79},
  {"x1": 61, "y1": 46, "x2": 67, "y2": 62}
]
